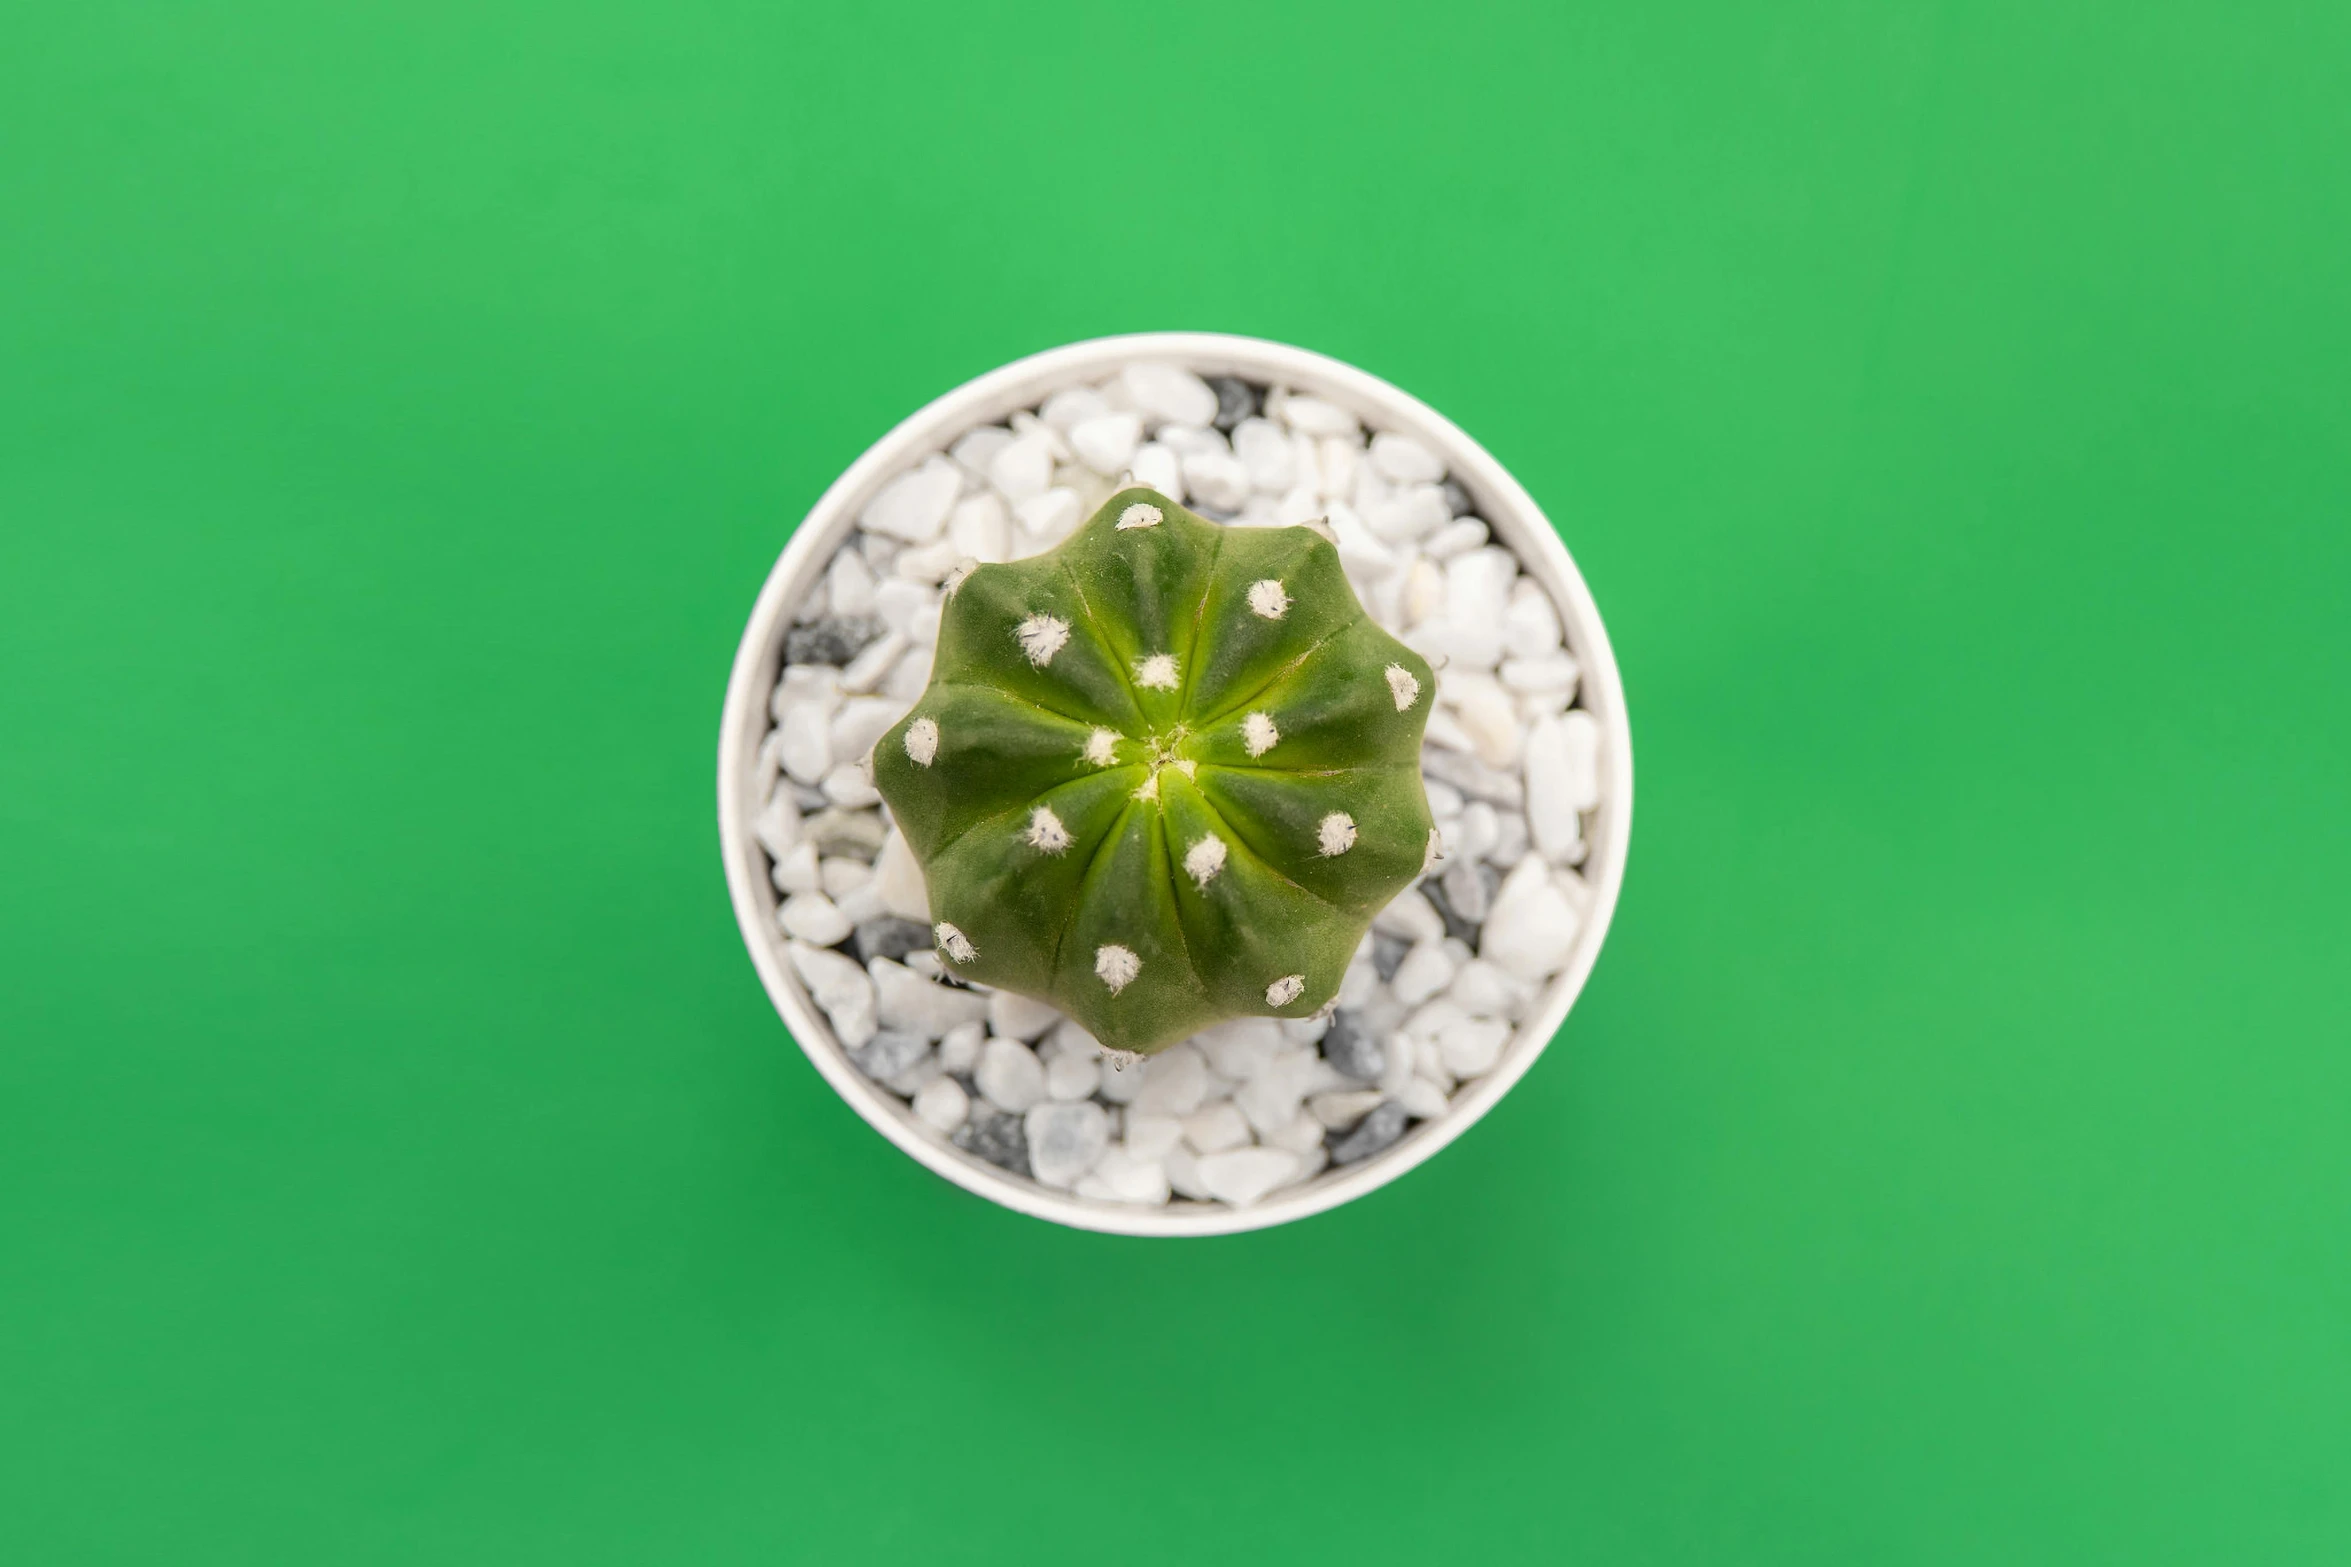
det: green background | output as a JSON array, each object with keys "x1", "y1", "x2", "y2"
[{"x1": 5, "y1": 2, "x2": 2346, "y2": 1561}]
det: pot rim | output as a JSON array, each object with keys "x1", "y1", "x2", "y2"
[{"x1": 716, "y1": 332, "x2": 1634, "y2": 1236}]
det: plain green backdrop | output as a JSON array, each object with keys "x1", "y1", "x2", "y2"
[{"x1": 4, "y1": 2, "x2": 2347, "y2": 1562}]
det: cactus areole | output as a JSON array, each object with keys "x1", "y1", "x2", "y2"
[{"x1": 872, "y1": 487, "x2": 1437, "y2": 1055}]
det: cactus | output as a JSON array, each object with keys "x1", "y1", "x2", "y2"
[{"x1": 872, "y1": 486, "x2": 1436, "y2": 1055}]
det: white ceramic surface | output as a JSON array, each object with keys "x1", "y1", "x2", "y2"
[{"x1": 716, "y1": 333, "x2": 1634, "y2": 1236}]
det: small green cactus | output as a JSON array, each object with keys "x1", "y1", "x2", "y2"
[{"x1": 873, "y1": 487, "x2": 1436, "y2": 1055}]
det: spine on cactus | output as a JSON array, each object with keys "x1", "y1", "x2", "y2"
[{"x1": 872, "y1": 486, "x2": 1435, "y2": 1055}]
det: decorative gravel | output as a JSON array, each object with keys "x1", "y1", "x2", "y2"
[{"x1": 749, "y1": 364, "x2": 1602, "y2": 1210}]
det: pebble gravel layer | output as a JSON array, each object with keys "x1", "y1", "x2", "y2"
[{"x1": 748, "y1": 363, "x2": 1603, "y2": 1211}]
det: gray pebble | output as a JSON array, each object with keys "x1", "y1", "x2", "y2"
[
  {"x1": 1329, "y1": 1100, "x2": 1408, "y2": 1164},
  {"x1": 804, "y1": 808, "x2": 889, "y2": 858},
  {"x1": 848, "y1": 1028, "x2": 928, "y2": 1081},
  {"x1": 1208, "y1": 376, "x2": 1260, "y2": 432},
  {"x1": 852, "y1": 917, "x2": 933, "y2": 963},
  {"x1": 1320, "y1": 1009, "x2": 1385, "y2": 1082},
  {"x1": 1438, "y1": 478, "x2": 1475, "y2": 517},
  {"x1": 785, "y1": 615, "x2": 886, "y2": 667},
  {"x1": 953, "y1": 1108, "x2": 1030, "y2": 1176},
  {"x1": 1371, "y1": 932, "x2": 1411, "y2": 982},
  {"x1": 1440, "y1": 858, "x2": 1493, "y2": 924},
  {"x1": 1419, "y1": 874, "x2": 1481, "y2": 945}
]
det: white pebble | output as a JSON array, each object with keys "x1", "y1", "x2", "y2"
[
  {"x1": 1367, "y1": 485, "x2": 1451, "y2": 544},
  {"x1": 937, "y1": 1021, "x2": 983, "y2": 1073},
  {"x1": 1449, "y1": 958, "x2": 1531, "y2": 1020},
  {"x1": 873, "y1": 829, "x2": 929, "y2": 921},
  {"x1": 1400, "y1": 554, "x2": 1445, "y2": 626},
  {"x1": 1266, "y1": 1109, "x2": 1327, "y2": 1155},
  {"x1": 1523, "y1": 715, "x2": 1587, "y2": 860},
  {"x1": 1163, "y1": 1145, "x2": 1212, "y2": 1201},
  {"x1": 1271, "y1": 391, "x2": 1358, "y2": 438},
  {"x1": 777, "y1": 890, "x2": 852, "y2": 946},
  {"x1": 1129, "y1": 441, "x2": 1183, "y2": 498},
  {"x1": 777, "y1": 701, "x2": 832, "y2": 785},
  {"x1": 1078, "y1": 1146, "x2": 1171, "y2": 1205},
  {"x1": 826, "y1": 546, "x2": 878, "y2": 617},
  {"x1": 1014, "y1": 487, "x2": 1082, "y2": 547},
  {"x1": 872, "y1": 577, "x2": 930, "y2": 640},
  {"x1": 1070, "y1": 412, "x2": 1143, "y2": 476},
  {"x1": 987, "y1": 989, "x2": 1062, "y2": 1041},
  {"x1": 773, "y1": 840, "x2": 820, "y2": 894},
  {"x1": 1095, "y1": 1053, "x2": 1145, "y2": 1104},
  {"x1": 820, "y1": 764, "x2": 879, "y2": 808},
  {"x1": 1182, "y1": 1100, "x2": 1251, "y2": 1154},
  {"x1": 1500, "y1": 652, "x2": 1580, "y2": 696},
  {"x1": 950, "y1": 426, "x2": 1015, "y2": 479},
  {"x1": 1120, "y1": 363, "x2": 1219, "y2": 428},
  {"x1": 1123, "y1": 1113, "x2": 1183, "y2": 1161},
  {"x1": 1391, "y1": 940, "x2": 1459, "y2": 1006},
  {"x1": 859, "y1": 456, "x2": 962, "y2": 543},
  {"x1": 1183, "y1": 448, "x2": 1250, "y2": 511},
  {"x1": 1372, "y1": 887, "x2": 1447, "y2": 943},
  {"x1": 1503, "y1": 577, "x2": 1564, "y2": 658},
  {"x1": 1397, "y1": 1076, "x2": 1450, "y2": 1119},
  {"x1": 1195, "y1": 1147, "x2": 1302, "y2": 1206},
  {"x1": 1442, "y1": 548, "x2": 1518, "y2": 666},
  {"x1": 948, "y1": 492, "x2": 1011, "y2": 563},
  {"x1": 832, "y1": 698, "x2": 901, "y2": 762},
  {"x1": 1315, "y1": 434, "x2": 1362, "y2": 498},
  {"x1": 1040, "y1": 387, "x2": 1110, "y2": 429},
  {"x1": 788, "y1": 941, "x2": 877, "y2": 1048},
  {"x1": 1131, "y1": 1042, "x2": 1209, "y2": 1116},
  {"x1": 977, "y1": 1036, "x2": 1047, "y2": 1113},
  {"x1": 1309, "y1": 1089, "x2": 1387, "y2": 1130},
  {"x1": 1422, "y1": 517, "x2": 1489, "y2": 560},
  {"x1": 1235, "y1": 1047, "x2": 1317, "y2": 1135},
  {"x1": 1024, "y1": 1100, "x2": 1109, "y2": 1189},
  {"x1": 1046, "y1": 1047, "x2": 1099, "y2": 1102},
  {"x1": 1445, "y1": 674, "x2": 1523, "y2": 768},
  {"x1": 870, "y1": 956, "x2": 990, "y2": 1039},
  {"x1": 1368, "y1": 432, "x2": 1444, "y2": 484},
  {"x1": 892, "y1": 536, "x2": 963, "y2": 584},
  {"x1": 752, "y1": 790, "x2": 801, "y2": 859},
  {"x1": 914, "y1": 1074, "x2": 968, "y2": 1133},
  {"x1": 1481, "y1": 856, "x2": 1582, "y2": 981},
  {"x1": 840, "y1": 630, "x2": 908, "y2": 695},
  {"x1": 1194, "y1": 1017, "x2": 1283, "y2": 1080},
  {"x1": 1438, "y1": 1016, "x2": 1511, "y2": 1078},
  {"x1": 988, "y1": 431, "x2": 1056, "y2": 501},
  {"x1": 1231, "y1": 418, "x2": 1297, "y2": 491}
]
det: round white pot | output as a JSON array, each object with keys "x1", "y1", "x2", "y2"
[{"x1": 717, "y1": 332, "x2": 1633, "y2": 1236}]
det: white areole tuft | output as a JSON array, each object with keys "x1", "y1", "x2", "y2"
[
  {"x1": 1115, "y1": 502, "x2": 1162, "y2": 530},
  {"x1": 1095, "y1": 943, "x2": 1141, "y2": 993},
  {"x1": 1383, "y1": 662, "x2": 1421, "y2": 711},
  {"x1": 1084, "y1": 727, "x2": 1120, "y2": 767},
  {"x1": 1026, "y1": 805, "x2": 1070, "y2": 853},
  {"x1": 1016, "y1": 613, "x2": 1071, "y2": 667},
  {"x1": 934, "y1": 922, "x2": 976, "y2": 964},
  {"x1": 1265, "y1": 974, "x2": 1305, "y2": 1007},
  {"x1": 1422, "y1": 826, "x2": 1444, "y2": 874},
  {"x1": 1242, "y1": 711, "x2": 1279, "y2": 758},
  {"x1": 1134, "y1": 652, "x2": 1180, "y2": 690},
  {"x1": 903, "y1": 717, "x2": 939, "y2": 767},
  {"x1": 1317, "y1": 811, "x2": 1357, "y2": 856},
  {"x1": 1133, "y1": 770, "x2": 1159, "y2": 802},
  {"x1": 1183, "y1": 834, "x2": 1227, "y2": 888},
  {"x1": 1247, "y1": 578, "x2": 1290, "y2": 619}
]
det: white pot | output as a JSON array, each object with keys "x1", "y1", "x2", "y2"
[{"x1": 716, "y1": 332, "x2": 1634, "y2": 1236}]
